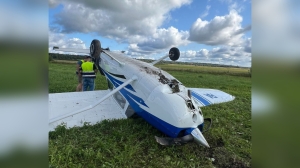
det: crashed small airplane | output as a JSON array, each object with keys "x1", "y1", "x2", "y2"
[{"x1": 49, "y1": 39, "x2": 235, "y2": 147}]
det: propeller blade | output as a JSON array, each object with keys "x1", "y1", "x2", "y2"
[{"x1": 155, "y1": 134, "x2": 193, "y2": 146}]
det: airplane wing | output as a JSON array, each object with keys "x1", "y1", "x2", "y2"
[
  {"x1": 52, "y1": 47, "x2": 125, "y2": 65},
  {"x1": 49, "y1": 76, "x2": 137, "y2": 131},
  {"x1": 188, "y1": 88, "x2": 235, "y2": 107},
  {"x1": 52, "y1": 46, "x2": 90, "y2": 54},
  {"x1": 49, "y1": 90, "x2": 127, "y2": 131}
]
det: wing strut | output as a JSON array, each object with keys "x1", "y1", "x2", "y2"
[
  {"x1": 151, "y1": 54, "x2": 168, "y2": 65},
  {"x1": 151, "y1": 47, "x2": 180, "y2": 65},
  {"x1": 102, "y1": 50, "x2": 125, "y2": 66},
  {"x1": 49, "y1": 76, "x2": 138, "y2": 124}
]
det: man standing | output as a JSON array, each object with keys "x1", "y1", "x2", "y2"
[
  {"x1": 80, "y1": 56, "x2": 98, "y2": 91},
  {"x1": 76, "y1": 57, "x2": 87, "y2": 91}
]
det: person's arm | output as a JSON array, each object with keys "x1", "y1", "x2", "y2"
[
  {"x1": 76, "y1": 60, "x2": 82, "y2": 72},
  {"x1": 93, "y1": 64, "x2": 98, "y2": 74}
]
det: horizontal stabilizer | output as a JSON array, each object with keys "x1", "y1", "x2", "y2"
[{"x1": 188, "y1": 88, "x2": 235, "y2": 107}]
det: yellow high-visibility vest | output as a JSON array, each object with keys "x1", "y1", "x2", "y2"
[{"x1": 81, "y1": 61, "x2": 96, "y2": 78}]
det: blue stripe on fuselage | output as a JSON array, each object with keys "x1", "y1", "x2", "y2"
[
  {"x1": 120, "y1": 87, "x2": 186, "y2": 137},
  {"x1": 102, "y1": 69, "x2": 136, "y2": 92},
  {"x1": 120, "y1": 88, "x2": 148, "y2": 108},
  {"x1": 191, "y1": 91, "x2": 211, "y2": 106},
  {"x1": 102, "y1": 68, "x2": 193, "y2": 137},
  {"x1": 102, "y1": 69, "x2": 148, "y2": 108}
]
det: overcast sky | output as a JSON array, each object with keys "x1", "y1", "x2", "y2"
[{"x1": 49, "y1": 0, "x2": 251, "y2": 67}]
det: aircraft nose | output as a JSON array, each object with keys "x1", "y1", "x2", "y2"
[{"x1": 191, "y1": 128, "x2": 210, "y2": 148}]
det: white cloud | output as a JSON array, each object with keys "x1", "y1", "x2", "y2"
[
  {"x1": 48, "y1": 30, "x2": 87, "y2": 54},
  {"x1": 128, "y1": 27, "x2": 189, "y2": 53},
  {"x1": 200, "y1": 5, "x2": 211, "y2": 19},
  {"x1": 189, "y1": 10, "x2": 248, "y2": 46},
  {"x1": 185, "y1": 50, "x2": 197, "y2": 57},
  {"x1": 234, "y1": 25, "x2": 251, "y2": 36},
  {"x1": 229, "y1": 2, "x2": 244, "y2": 13},
  {"x1": 52, "y1": 0, "x2": 191, "y2": 39},
  {"x1": 50, "y1": 0, "x2": 193, "y2": 54},
  {"x1": 179, "y1": 38, "x2": 251, "y2": 67},
  {"x1": 49, "y1": 0, "x2": 252, "y2": 66},
  {"x1": 199, "y1": 48, "x2": 210, "y2": 57},
  {"x1": 49, "y1": 28, "x2": 251, "y2": 67}
]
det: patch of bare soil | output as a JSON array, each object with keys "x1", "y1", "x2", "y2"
[
  {"x1": 142, "y1": 66, "x2": 180, "y2": 93},
  {"x1": 143, "y1": 67, "x2": 159, "y2": 75},
  {"x1": 203, "y1": 138, "x2": 250, "y2": 168},
  {"x1": 158, "y1": 73, "x2": 169, "y2": 84},
  {"x1": 158, "y1": 73, "x2": 180, "y2": 93},
  {"x1": 170, "y1": 79, "x2": 179, "y2": 92}
]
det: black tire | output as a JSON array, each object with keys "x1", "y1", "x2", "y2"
[
  {"x1": 90, "y1": 39, "x2": 101, "y2": 58},
  {"x1": 169, "y1": 47, "x2": 180, "y2": 61}
]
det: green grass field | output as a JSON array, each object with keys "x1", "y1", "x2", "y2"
[
  {"x1": 49, "y1": 61, "x2": 251, "y2": 168},
  {"x1": 156, "y1": 64, "x2": 251, "y2": 77}
]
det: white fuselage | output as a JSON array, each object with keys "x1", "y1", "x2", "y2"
[{"x1": 99, "y1": 51, "x2": 204, "y2": 137}]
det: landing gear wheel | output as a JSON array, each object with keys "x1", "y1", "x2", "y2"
[
  {"x1": 90, "y1": 39, "x2": 104, "y2": 75},
  {"x1": 169, "y1": 47, "x2": 180, "y2": 61},
  {"x1": 90, "y1": 39, "x2": 101, "y2": 59}
]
